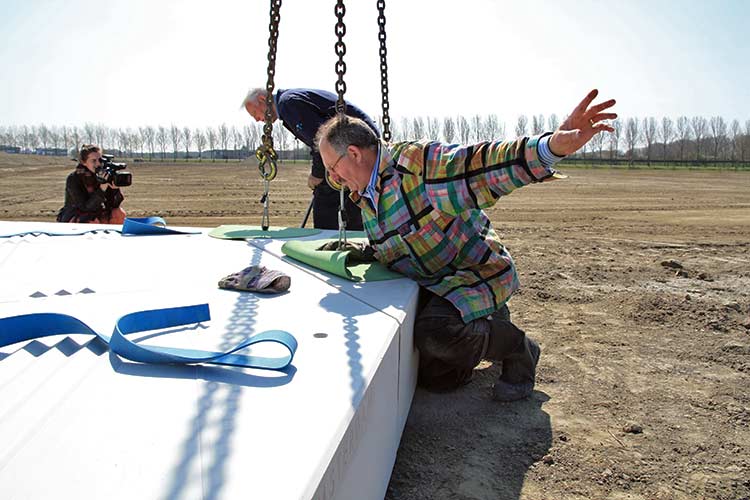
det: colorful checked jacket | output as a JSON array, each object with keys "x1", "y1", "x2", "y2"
[{"x1": 352, "y1": 134, "x2": 560, "y2": 323}]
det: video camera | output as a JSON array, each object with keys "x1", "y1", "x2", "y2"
[{"x1": 95, "y1": 154, "x2": 132, "y2": 187}]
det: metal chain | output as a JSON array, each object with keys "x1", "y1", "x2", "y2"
[
  {"x1": 376, "y1": 0, "x2": 391, "y2": 142},
  {"x1": 333, "y1": 0, "x2": 349, "y2": 246},
  {"x1": 261, "y1": 0, "x2": 281, "y2": 153},
  {"x1": 255, "y1": 0, "x2": 282, "y2": 230},
  {"x1": 334, "y1": 0, "x2": 347, "y2": 115}
]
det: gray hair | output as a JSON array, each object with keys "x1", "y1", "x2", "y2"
[
  {"x1": 315, "y1": 114, "x2": 379, "y2": 154},
  {"x1": 240, "y1": 87, "x2": 266, "y2": 108}
]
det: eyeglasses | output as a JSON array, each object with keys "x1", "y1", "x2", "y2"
[{"x1": 327, "y1": 152, "x2": 346, "y2": 173}]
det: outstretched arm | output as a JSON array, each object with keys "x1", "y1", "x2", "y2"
[
  {"x1": 419, "y1": 135, "x2": 554, "y2": 215},
  {"x1": 421, "y1": 89, "x2": 616, "y2": 215}
]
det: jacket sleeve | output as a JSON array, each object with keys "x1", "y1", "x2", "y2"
[
  {"x1": 104, "y1": 187, "x2": 124, "y2": 209},
  {"x1": 66, "y1": 174, "x2": 105, "y2": 213},
  {"x1": 310, "y1": 150, "x2": 325, "y2": 179},
  {"x1": 416, "y1": 133, "x2": 560, "y2": 216}
]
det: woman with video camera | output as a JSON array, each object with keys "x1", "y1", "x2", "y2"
[{"x1": 56, "y1": 144, "x2": 126, "y2": 224}]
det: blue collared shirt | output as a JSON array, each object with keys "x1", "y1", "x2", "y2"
[
  {"x1": 537, "y1": 135, "x2": 564, "y2": 166},
  {"x1": 359, "y1": 143, "x2": 382, "y2": 212}
]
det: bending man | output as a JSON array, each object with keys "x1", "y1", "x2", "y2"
[{"x1": 242, "y1": 87, "x2": 379, "y2": 230}]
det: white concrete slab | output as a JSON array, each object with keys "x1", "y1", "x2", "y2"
[
  {"x1": 245, "y1": 230, "x2": 420, "y2": 429},
  {"x1": 0, "y1": 221, "x2": 419, "y2": 500}
]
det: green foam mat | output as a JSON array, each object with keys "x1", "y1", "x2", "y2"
[
  {"x1": 281, "y1": 238, "x2": 403, "y2": 282},
  {"x1": 209, "y1": 225, "x2": 322, "y2": 240}
]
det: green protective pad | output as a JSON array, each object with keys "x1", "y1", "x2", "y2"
[
  {"x1": 208, "y1": 225, "x2": 323, "y2": 240},
  {"x1": 281, "y1": 238, "x2": 403, "y2": 282}
]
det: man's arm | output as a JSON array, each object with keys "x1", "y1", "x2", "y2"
[
  {"x1": 417, "y1": 134, "x2": 559, "y2": 215},
  {"x1": 421, "y1": 89, "x2": 616, "y2": 215},
  {"x1": 309, "y1": 150, "x2": 326, "y2": 184}
]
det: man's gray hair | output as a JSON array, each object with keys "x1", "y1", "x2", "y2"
[
  {"x1": 240, "y1": 87, "x2": 266, "y2": 108},
  {"x1": 315, "y1": 115, "x2": 379, "y2": 154}
]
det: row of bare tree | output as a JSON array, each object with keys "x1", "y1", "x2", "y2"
[
  {"x1": 582, "y1": 116, "x2": 750, "y2": 162},
  {"x1": 2, "y1": 114, "x2": 749, "y2": 162},
  {"x1": 0, "y1": 123, "x2": 266, "y2": 162}
]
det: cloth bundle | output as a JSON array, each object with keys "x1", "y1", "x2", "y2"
[{"x1": 218, "y1": 265, "x2": 291, "y2": 294}]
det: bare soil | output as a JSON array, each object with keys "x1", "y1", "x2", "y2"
[{"x1": 2, "y1": 153, "x2": 749, "y2": 500}]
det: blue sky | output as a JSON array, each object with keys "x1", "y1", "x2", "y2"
[{"x1": 1, "y1": 0, "x2": 748, "y2": 130}]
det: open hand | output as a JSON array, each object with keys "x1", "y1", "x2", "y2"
[
  {"x1": 548, "y1": 89, "x2": 617, "y2": 157},
  {"x1": 307, "y1": 174, "x2": 323, "y2": 190}
]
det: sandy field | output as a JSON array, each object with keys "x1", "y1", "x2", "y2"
[{"x1": 1, "y1": 153, "x2": 749, "y2": 500}]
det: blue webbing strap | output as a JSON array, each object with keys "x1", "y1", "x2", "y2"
[
  {"x1": 0, "y1": 313, "x2": 97, "y2": 345},
  {"x1": 0, "y1": 304, "x2": 297, "y2": 371},
  {"x1": 0, "y1": 217, "x2": 200, "y2": 238},
  {"x1": 121, "y1": 217, "x2": 201, "y2": 235}
]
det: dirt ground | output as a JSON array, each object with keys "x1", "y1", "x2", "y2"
[{"x1": 2, "y1": 153, "x2": 749, "y2": 500}]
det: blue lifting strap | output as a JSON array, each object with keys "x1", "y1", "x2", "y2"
[{"x1": 0, "y1": 304, "x2": 297, "y2": 371}]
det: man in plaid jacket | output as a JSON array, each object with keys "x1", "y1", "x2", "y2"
[{"x1": 315, "y1": 89, "x2": 617, "y2": 401}]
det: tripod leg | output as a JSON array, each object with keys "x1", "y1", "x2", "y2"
[{"x1": 300, "y1": 194, "x2": 314, "y2": 228}]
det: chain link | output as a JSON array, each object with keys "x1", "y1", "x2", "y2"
[
  {"x1": 376, "y1": 0, "x2": 391, "y2": 142},
  {"x1": 256, "y1": 0, "x2": 282, "y2": 184},
  {"x1": 334, "y1": 0, "x2": 347, "y2": 115},
  {"x1": 333, "y1": 0, "x2": 349, "y2": 245}
]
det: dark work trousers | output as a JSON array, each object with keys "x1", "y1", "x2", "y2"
[
  {"x1": 414, "y1": 290, "x2": 536, "y2": 392},
  {"x1": 313, "y1": 183, "x2": 364, "y2": 231}
]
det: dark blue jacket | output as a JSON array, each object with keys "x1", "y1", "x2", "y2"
[{"x1": 275, "y1": 88, "x2": 379, "y2": 178}]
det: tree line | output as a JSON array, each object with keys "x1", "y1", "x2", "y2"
[{"x1": 2, "y1": 114, "x2": 749, "y2": 164}]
